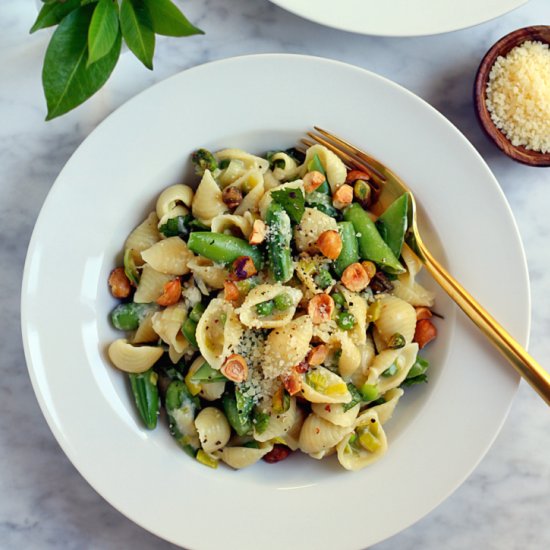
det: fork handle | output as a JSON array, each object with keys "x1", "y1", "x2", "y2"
[{"x1": 419, "y1": 243, "x2": 550, "y2": 406}]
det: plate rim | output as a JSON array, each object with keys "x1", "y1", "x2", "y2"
[
  {"x1": 268, "y1": 0, "x2": 528, "y2": 37},
  {"x1": 21, "y1": 53, "x2": 530, "y2": 549}
]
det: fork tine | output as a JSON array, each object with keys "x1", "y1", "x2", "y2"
[
  {"x1": 313, "y1": 126, "x2": 388, "y2": 182},
  {"x1": 306, "y1": 132, "x2": 375, "y2": 178}
]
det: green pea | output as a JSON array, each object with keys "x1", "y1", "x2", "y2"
[
  {"x1": 337, "y1": 311, "x2": 356, "y2": 330},
  {"x1": 256, "y1": 300, "x2": 275, "y2": 316},
  {"x1": 332, "y1": 292, "x2": 346, "y2": 308},
  {"x1": 360, "y1": 383, "x2": 379, "y2": 401},
  {"x1": 273, "y1": 293, "x2": 293, "y2": 310},
  {"x1": 314, "y1": 269, "x2": 333, "y2": 290}
]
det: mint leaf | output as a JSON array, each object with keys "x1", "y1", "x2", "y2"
[
  {"x1": 271, "y1": 187, "x2": 305, "y2": 224},
  {"x1": 30, "y1": 0, "x2": 80, "y2": 34},
  {"x1": 143, "y1": 0, "x2": 203, "y2": 37},
  {"x1": 88, "y1": 0, "x2": 120, "y2": 66},
  {"x1": 343, "y1": 383, "x2": 363, "y2": 412},
  {"x1": 43, "y1": 6, "x2": 122, "y2": 120},
  {"x1": 120, "y1": 0, "x2": 155, "y2": 70}
]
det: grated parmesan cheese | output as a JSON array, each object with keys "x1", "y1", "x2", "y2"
[{"x1": 485, "y1": 40, "x2": 550, "y2": 153}]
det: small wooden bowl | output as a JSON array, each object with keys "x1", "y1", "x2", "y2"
[{"x1": 474, "y1": 25, "x2": 550, "y2": 167}]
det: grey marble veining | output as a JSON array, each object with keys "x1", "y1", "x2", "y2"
[{"x1": 1, "y1": 0, "x2": 549, "y2": 548}]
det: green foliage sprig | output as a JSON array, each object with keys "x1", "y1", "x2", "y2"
[{"x1": 31, "y1": 0, "x2": 203, "y2": 120}]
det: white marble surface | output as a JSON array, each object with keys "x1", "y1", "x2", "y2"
[{"x1": 1, "y1": 0, "x2": 549, "y2": 548}]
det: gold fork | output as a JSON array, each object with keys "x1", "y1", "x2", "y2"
[{"x1": 304, "y1": 126, "x2": 550, "y2": 406}]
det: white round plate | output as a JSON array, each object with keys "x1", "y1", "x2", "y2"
[
  {"x1": 21, "y1": 54, "x2": 528, "y2": 550},
  {"x1": 269, "y1": 0, "x2": 527, "y2": 36}
]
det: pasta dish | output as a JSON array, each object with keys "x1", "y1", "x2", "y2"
[{"x1": 106, "y1": 143, "x2": 438, "y2": 470}]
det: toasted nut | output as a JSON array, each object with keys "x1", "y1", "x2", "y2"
[
  {"x1": 283, "y1": 371, "x2": 302, "y2": 396},
  {"x1": 224, "y1": 281, "x2": 240, "y2": 302},
  {"x1": 108, "y1": 267, "x2": 132, "y2": 298},
  {"x1": 294, "y1": 359, "x2": 310, "y2": 374},
  {"x1": 221, "y1": 354, "x2": 248, "y2": 383},
  {"x1": 415, "y1": 307, "x2": 433, "y2": 321},
  {"x1": 308, "y1": 294, "x2": 335, "y2": 324},
  {"x1": 222, "y1": 186, "x2": 243, "y2": 209},
  {"x1": 156, "y1": 278, "x2": 181, "y2": 306},
  {"x1": 307, "y1": 344, "x2": 328, "y2": 366},
  {"x1": 249, "y1": 219, "x2": 267, "y2": 245},
  {"x1": 353, "y1": 180, "x2": 372, "y2": 208},
  {"x1": 262, "y1": 444, "x2": 291, "y2": 463},
  {"x1": 345, "y1": 169, "x2": 371, "y2": 184},
  {"x1": 414, "y1": 319, "x2": 437, "y2": 349},
  {"x1": 370, "y1": 271, "x2": 394, "y2": 293},
  {"x1": 361, "y1": 261, "x2": 377, "y2": 279},
  {"x1": 316, "y1": 230, "x2": 342, "y2": 260},
  {"x1": 229, "y1": 255, "x2": 257, "y2": 281},
  {"x1": 303, "y1": 170, "x2": 326, "y2": 193},
  {"x1": 341, "y1": 262, "x2": 370, "y2": 292},
  {"x1": 332, "y1": 184, "x2": 353, "y2": 209}
]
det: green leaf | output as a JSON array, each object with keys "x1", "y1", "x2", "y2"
[
  {"x1": 143, "y1": 0, "x2": 203, "y2": 37},
  {"x1": 30, "y1": 0, "x2": 81, "y2": 33},
  {"x1": 43, "y1": 6, "x2": 122, "y2": 120},
  {"x1": 88, "y1": 0, "x2": 120, "y2": 66},
  {"x1": 343, "y1": 383, "x2": 363, "y2": 412},
  {"x1": 271, "y1": 187, "x2": 305, "y2": 224},
  {"x1": 120, "y1": 0, "x2": 155, "y2": 69}
]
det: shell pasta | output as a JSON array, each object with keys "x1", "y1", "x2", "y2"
[{"x1": 107, "y1": 143, "x2": 439, "y2": 470}]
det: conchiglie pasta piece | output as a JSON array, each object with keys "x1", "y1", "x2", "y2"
[
  {"x1": 195, "y1": 407, "x2": 231, "y2": 454},
  {"x1": 192, "y1": 169, "x2": 228, "y2": 226},
  {"x1": 271, "y1": 152, "x2": 300, "y2": 182},
  {"x1": 335, "y1": 331, "x2": 362, "y2": 379},
  {"x1": 211, "y1": 213, "x2": 253, "y2": 239},
  {"x1": 218, "y1": 443, "x2": 274, "y2": 469},
  {"x1": 239, "y1": 284, "x2": 302, "y2": 329},
  {"x1": 298, "y1": 413, "x2": 352, "y2": 457},
  {"x1": 152, "y1": 303, "x2": 189, "y2": 363},
  {"x1": 263, "y1": 316, "x2": 313, "y2": 379},
  {"x1": 187, "y1": 257, "x2": 228, "y2": 290},
  {"x1": 294, "y1": 208, "x2": 338, "y2": 253},
  {"x1": 254, "y1": 397, "x2": 300, "y2": 443},
  {"x1": 133, "y1": 265, "x2": 174, "y2": 303},
  {"x1": 141, "y1": 237, "x2": 194, "y2": 276},
  {"x1": 366, "y1": 343, "x2": 419, "y2": 394},
  {"x1": 196, "y1": 299, "x2": 243, "y2": 370},
  {"x1": 311, "y1": 402, "x2": 360, "y2": 428},
  {"x1": 158, "y1": 205, "x2": 188, "y2": 229},
  {"x1": 156, "y1": 184, "x2": 194, "y2": 219},
  {"x1": 301, "y1": 366, "x2": 352, "y2": 404},
  {"x1": 215, "y1": 149, "x2": 269, "y2": 174},
  {"x1": 374, "y1": 295, "x2": 417, "y2": 345},
  {"x1": 337, "y1": 410, "x2": 388, "y2": 471},
  {"x1": 218, "y1": 159, "x2": 246, "y2": 187},
  {"x1": 108, "y1": 339, "x2": 163, "y2": 373},
  {"x1": 125, "y1": 212, "x2": 162, "y2": 264},
  {"x1": 234, "y1": 179, "x2": 265, "y2": 217},
  {"x1": 130, "y1": 309, "x2": 159, "y2": 344},
  {"x1": 370, "y1": 388, "x2": 404, "y2": 425},
  {"x1": 301, "y1": 144, "x2": 347, "y2": 192},
  {"x1": 277, "y1": 404, "x2": 305, "y2": 451},
  {"x1": 263, "y1": 169, "x2": 281, "y2": 191},
  {"x1": 350, "y1": 334, "x2": 376, "y2": 387}
]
